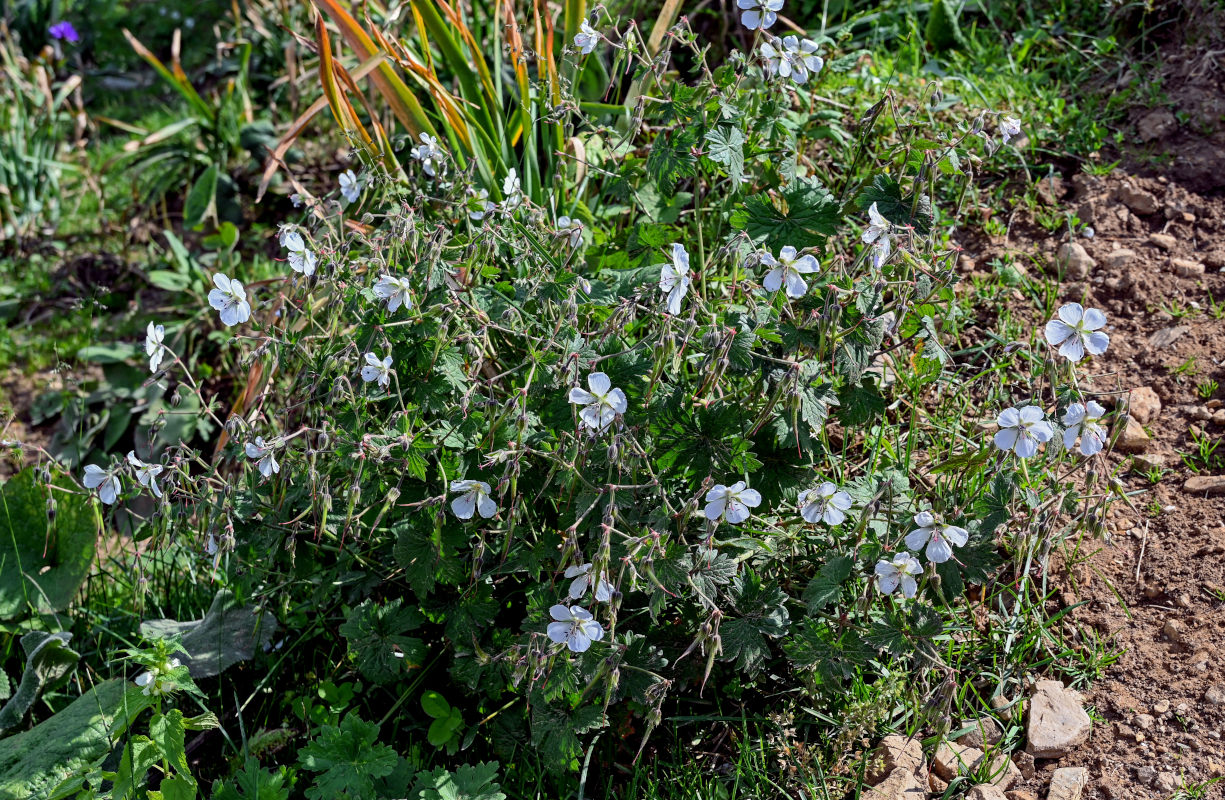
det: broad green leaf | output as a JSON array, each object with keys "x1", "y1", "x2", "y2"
[
  {"x1": 140, "y1": 590, "x2": 277, "y2": 678},
  {"x1": 339, "y1": 599, "x2": 426, "y2": 685},
  {"x1": 0, "y1": 632, "x2": 79, "y2": 733},
  {"x1": 801, "y1": 555, "x2": 854, "y2": 613},
  {"x1": 183, "y1": 165, "x2": 218, "y2": 230},
  {"x1": 704, "y1": 126, "x2": 745, "y2": 184},
  {"x1": 298, "y1": 714, "x2": 399, "y2": 800}
]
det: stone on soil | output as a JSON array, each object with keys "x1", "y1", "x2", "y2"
[
  {"x1": 1147, "y1": 325, "x2": 1188, "y2": 348},
  {"x1": 1103, "y1": 248, "x2": 1136, "y2": 269},
  {"x1": 1184, "y1": 476, "x2": 1225, "y2": 496},
  {"x1": 957, "y1": 716, "x2": 1004, "y2": 749},
  {"x1": 1171, "y1": 258, "x2": 1206, "y2": 277},
  {"x1": 1048, "y1": 767, "x2": 1089, "y2": 800},
  {"x1": 1137, "y1": 109, "x2": 1177, "y2": 142},
  {"x1": 933, "y1": 744, "x2": 1018, "y2": 789},
  {"x1": 1205, "y1": 685, "x2": 1225, "y2": 705},
  {"x1": 1025, "y1": 680, "x2": 1092, "y2": 758},
  {"x1": 867, "y1": 734, "x2": 925, "y2": 783},
  {"x1": 1116, "y1": 184, "x2": 1158, "y2": 215},
  {"x1": 1126, "y1": 386, "x2": 1161, "y2": 424},
  {"x1": 1148, "y1": 232, "x2": 1177, "y2": 251},
  {"x1": 1117, "y1": 417, "x2": 1150, "y2": 454},
  {"x1": 966, "y1": 785, "x2": 1007, "y2": 800},
  {"x1": 1056, "y1": 242, "x2": 1095, "y2": 279},
  {"x1": 861, "y1": 767, "x2": 925, "y2": 800}
]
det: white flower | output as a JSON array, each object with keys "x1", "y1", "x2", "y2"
[
  {"x1": 760, "y1": 35, "x2": 823, "y2": 85},
  {"x1": 339, "y1": 169, "x2": 361, "y2": 203},
  {"x1": 799, "y1": 482, "x2": 852, "y2": 525},
  {"x1": 502, "y1": 169, "x2": 521, "y2": 207},
  {"x1": 360, "y1": 353, "x2": 394, "y2": 390},
  {"x1": 373, "y1": 274, "x2": 413, "y2": 314},
  {"x1": 565, "y1": 563, "x2": 613, "y2": 602},
  {"x1": 83, "y1": 464, "x2": 120, "y2": 505},
  {"x1": 557, "y1": 216, "x2": 583, "y2": 248},
  {"x1": 279, "y1": 227, "x2": 317, "y2": 277},
  {"x1": 134, "y1": 658, "x2": 182, "y2": 697},
  {"x1": 127, "y1": 451, "x2": 163, "y2": 499},
  {"x1": 660, "y1": 243, "x2": 692, "y2": 315},
  {"x1": 1043, "y1": 303, "x2": 1109, "y2": 362},
  {"x1": 568, "y1": 372, "x2": 628, "y2": 431},
  {"x1": 467, "y1": 188, "x2": 492, "y2": 221},
  {"x1": 704, "y1": 480, "x2": 762, "y2": 524},
  {"x1": 861, "y1": 202, "x2": 892, "y2": 269},
  {"x1": 737, "y1": 0, "x2": 783, "y2": 30},
  {"x1": 546, "y1": 604, "x2": 604, "y2": 653},
  {"x1": 208, "y1": 273, "x2": 251, "y2": 327},
  {"x1": 875, "y1": 552, "x2": 923, "y2": 598},
  {"x1": 993, "y1": 405, "x2": 1054, "y2": 458},
  {"x1": 245, "y1": 436, "x2": 280, "y2": 478},
  {"x1": 145, "y1": 322, "x2": 166, "y2": 373},
  {"x1": 450, "y1": 479, "x2": 497, "y2": 520},
  {"x1": 761, "y1": 245, "x2": 819, "y2": 298},
  {"x1": 905, "y1": 511, "x2": 969, "y2": 564},
  {"x1": 410, "y1": 133, "x2": 445, "y2": 177},
  {"x1": 573, "y1": 19, "x2": 599, "y2": 54},
  {"x1": 1000, "y1": 116, "x2": 1022, "y2": 146},
  {"x1": 1063, "y1": 401, "x2": 1109, "y2": 456}
]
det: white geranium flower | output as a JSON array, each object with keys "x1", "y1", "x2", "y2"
[
  {"x1": 568, "y1": 371, "x2": 627, "y2": 431},
  {"x1": 546, "y1": 604, "x2": 604, "y2": 653},
  {"x1": 145, "y1": 322, "x2": 166, "y2": 373},
  {"x1": 373, "y1": 274, "x2": 413, "y2": 314},
  {"x1": 905, "y1": 511, "x2": 969, "y2": 564},
  {"x1": 737, "y1": 0, "x2": 783, "y2": 30},
  {"x1": 127, "y1": 451, "x2": 163, "y2": 499},
  {"x1": 574, "y1": 19, "x2": 599, "y2": 54},
  {"x1": 339, "y1": 169, "x2": 361, "y2": 203},
  {"x1": 83, "y1": 464, "x2": 120, "y2": 505},
  {"x1": 1063, "y1": 400, "x2": 1109, "y2": 456},
  {"x1": 410, "y1": 133, "x2": 445, "y2": 177},
  {"x1": 361, "y1": 353, "x2": 394, "y2": 390},
  {"x1": 704, "y1": 480, "x2": 762, "y2": 524},
  {"x1": 449, "y1": 479, "x2": 497, "y2": 520},
  {"x1": 134, "y1": 658, "x2": 182, "y2": 697},
  {"x1": 660, "y1": 243, "x2": 692, "y2": 315},
  {"x1": 565, "y1": 563, "x2": 613, "y2": 602},
  {"x1": 467, "y1": 188, "x2": 492, "y2": 221},
  {"x1": 1000, "y1": 116, "x2": 1022, "y2": 146},
  {"x1": 557, "y1": 216, "x2": 583, "y2": 248},
  {"x1": 862, "y1": 202, "x2": 892, "y2": 268},
  {"x1": 760, "y1": 35, "x2": 823, "y2": 85},
  {"x1": 762, "y1": 245, "x2": 819, "y2": 298},
  {"x1": 502, "y1": 169, "x2": 521, "y2": 207},
  {"x1": 208, "y1": 273, "x2": 252, "y2": 327},
  {"x1": 1044, "y1": 303, "x2": 1109, "y2": 362},
  {"x1": 799, "y1": 482, "x2": 852, "y2": 525},
  {"x1": 279, "y1": 227, "x2": 317, "y2": 277},
  {"x1": 993, "y1": 405, "x2": 1054, "y2": 458},
  {"x1": 875, "y1": 552, "x2": 923, "y2": 598},
  {"x1": 245, "y1": 436, "x2": 280, "y2": 478}
]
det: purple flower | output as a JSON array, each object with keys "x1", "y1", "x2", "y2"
[{"x1": 49, "y1": 22, "x2": 80, "y2": 43}]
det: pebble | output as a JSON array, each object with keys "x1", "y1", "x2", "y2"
[
  {"x1": 1048, "y1": 767, "x2": 1089, "y2": 800},
  {"x1": 1026, "y1": 681, "x2": 1092, "y2": 758},
  {"x1": 966, "y1": 786, "x2": 1007, "y2": 800},
  {"x1": 1056, "y1": 242, "x2": 1096, "y2": 279},
  {"x1": 1148, "y1": 232, "x2": 1177, "y2": 250},
  {"x1": 1155, "y1": 772, "x2": 1178, "y2": 793},
  {"x1": 867, "y1": 734, "x2": 926, "y2": 783},
  {"x1": 1205, "y1": 685, "x2": 1225, "y2": 705},
  {"x1": 1171, "y1": 258, "x2": 1206, "y2": 277},
  {"x1": 1116, "y1": 184, "x2": 1158, "y2": 215},
  {"x1": 1103, "y1": 248, "x2": 1136, "y2": 269},
  {"x1": 1137, "y1": 109, "x2": 1177, "y2": 142},
  {"x1": 1117, "y1": 417, "x2": 1151, "y2": 454},
  {"x1": 1147, "y1": 325, "x2": 1189, "y2": 348},
  {"x1": 1126, "y1": 386, "x2": 1162, "y2": 424},
  {"x1": 957, "y1": 716, "x2": 1004, "y2": 750},
  {"x1": 1184, "y1": 476, "x2": 1225, "y2": 496}
]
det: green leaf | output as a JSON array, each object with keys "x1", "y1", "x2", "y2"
[
  {"x1": 736, "y1": 178, "x2": 840, "y2": 251},
  {"x1": 721, "y1": 572, "x2": 790, "y2": 674},
  {"x1": 414, "y1": 762, "x2": 505, "y2": 800},
  {"x1": 210, "y1": 759, "x2": 294, "y2": 800},
  {"x1": 183, "y1": 165, "x2": 219, "y2": 230},
  {"x1": 855, "y1": 174, "x2": 934, "y2": 235},
  {"x1": 339, "y1": 599, "x2": 426, "y2": 685},
  {"x1": 298, "y1": 714, "x2": 399, "y2": 800},
  {"x1": 140, "y1": 590, "x2": 277, "y2": 678},
  {"x1": 149, "y1": 711, "x2": 191, "y2": 781},
  {"x1": 704, "y1": 126, "x2": 745, "y2": 184},
  {"x1": 836, "y1": 379, "x2": 886, "y2": 427},
  {"x1": 801, "y1": 555, "x2": 853, "y2": 613},
  {"x1": 420, "y1": 690, "x2": 450, "y2": 719},
  {"x1": 0, "y1": 469, "x2": 97, "y2": 619},
  {"x1": 0, "y1": 632, "x2": 79, "y2": 734},
  {"x1": 645, "y1": 128, "x2": 698, "y2": 197},
  {"x1": 925, "y1": 0, "x2": 967, "y2": 50},
  {"x1": 151, "y1": 776, "x2": 196, "y2": 800}
]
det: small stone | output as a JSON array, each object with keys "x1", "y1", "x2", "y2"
[
  {"x1": 1149, "y1": 232, "x2": 1177, "y2": 251},
  {"x1": 1137, "y1": 109, "x2": 1177, "y2": 142},
  {"x1": 1205, "y1": 685, "x2": 1225, "y2": 705},
  {"x1": 1171, "y1": 258, "x2": 1206, "y2": 277},
  {"x1": 1134, "y1": 713, "x2": 1155, "y2": 730},
  {"x1": 1035, "y1": 175, "x2": 1065, "y2": 205},
  {"x1": 1147, "y1": 325, "x2": 1189, "y2": 348},
  {"x1": 1185, "y1": 476, "x2": 1225, "y2": 496},
  {"x1": 934, "y1": 743, "x2": 983, "y2": 781},
  {"x1": 1025, "y1": 680, "x2": 1092, "y2": 758},
  {"x1": 928, "y1": 772, "x2": 949, "y2": 794},
  {"x1": 1176, "y1": 593, "x2": 1192, "y2": 609},
  {"x1": 867, "y1": 734, "x2": 926, "y2": 784},
  {"x1": 966, "y1": 786, "x2": 1007, "y2": 800},
  {"x1": 1126, "y1": 386, "x2": 1162, "y2": 424},
  {"x1": 861, "y1": 766, "x2": 926, "y2": 800},
  {"x1": 1131, "y1": 453, "x2": 1166, "y2": 473},
  {"x1": 1048, "y1": 767, "x2": 1089, "y2": 800},
  {"x1": 1117, "y1": 417, "x2": 1151, "y2": 454},
  {"x1": 1104, "y1": 248, "x2": 1137, "y2": 269},
  {"x1": 1116, "y1": 184, "x2": 1158, "y2": 215},
  {"x1": 1005, "y1": 792, "x2": 1037, "y2": 800},
  {"x1": 990, "y1": 694, "x2": 1016, "y2": 722},
  {"x1": 1012, "y1": 751, "x2": 1035, "y2": 780},
  {"x1": 1163, "y1": 618, "x2": 1186, "y2": 645},
  {"x1": 1154, "y1": 772, "x2": 1178, "y2": 794},
  {"x1": 957, "y1": 717, "x2": 1004, "y2": 749},
  {"x1": 1056, "y1": 242, "x2": 1096, "y2": 279},
  {"x1": 1152, "y1": 699, "x2": 1170, "y2": 714},
  {"x1": 1136, "y1": 765, "x2": 1157, "y2": 786}
]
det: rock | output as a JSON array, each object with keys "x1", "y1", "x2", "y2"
[
  {"x1": 1148, "y1": 232, "x2": 1177, "y2": 251},
  {"x1": 861, "y1": 767, "x2": 926, "y2": 800},
  {"x1": 966, "y1": 786, "x2": 1007, "y2": 800},
  {"x1": 1025, "y1": 680, "x2": 1092, "y2": 758},
  {"x1": 1012, "y1": 751, "x2": 1035, "y2": 780},
  {"x1": 1048, "y1": 767, "x2": 1089, "y2": 800},
  {"x1": 1056, "y1": 242, "x2": 1096, "y2": 279},
  {"x1": 1136, "y1": 765, "x2": 1157, "y2": 787},
  {"x1": 1184, "y1": 476, "x2": 1225, "y2": 496},
  {"x1": 1134, "y1": 713, "x2": 1155, "y2": 730},
  {"x1": 1103, "y1": 248, "x2": 1136, "y2": 269},
  {"x1": 1126, "y1": 386, "x2": 1162, "y2": 424},
  {"x1": 1163, "y1": 618, "x2": 1186, "y2": 645},
  {"x1": 1171, "y1": 258, "x2": 1206, "y2": 277},
  {"x1": 1154, "y1": 772, "x2": 1178, "y2": 794},
  {"x1": 1205, "y1": 249, "x2": 1225, "y2": 269},
  {"x1": 928, "y1": 772, "x2": 948, "y2": 793},
  {"x1": 1205, "y1": 685, "x2": 1225, "y2": 705},
  {"x1": 934, "y1": 743, "x2": 983, "y2": 781},
  {"x1": 1147, "y1": 325, "x2": 1188, "y2": 348},
  {"x1": 1005, "y1": 793, "x2": 1037, "y2": 800},
  {"x1": 867, "y1": 734, "x2": 926, "y2": 783},
  {"x1": 957, "y1": 717, "x2": 1004, "y2": 749},
  {"x1": 1137, "y1": 109, "x2": 1177, "y2": 143},
  {"x1": 1117, "y1": 417, "x2": 1151, "y2": 454},
  {"x1": 990, "y1": 694, "x2": 1017, "y2": 722},
  {"x1": 1116, "y1": 184, "x2": 1158, "y2": 215}
]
